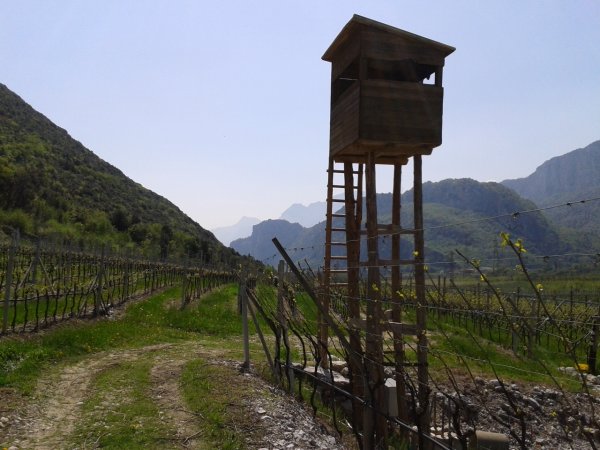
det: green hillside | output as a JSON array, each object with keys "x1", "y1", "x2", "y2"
[
  {"x1": 0, "y1": 83, "x2": 241, "y2": 266},
  {"x1": 232, "y1": 179, "x2": 567, "y2": 271}
]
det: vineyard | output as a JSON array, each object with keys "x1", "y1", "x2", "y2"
[
  {"x1": 241, "y1": 237, "x2": 600, "y2": 450},
  {"x1": 2, "y1": 232, "x2": 600, "y2": 449},
  {"x1": 0, "y1": 238, "x2": 235, "y2": 335}
]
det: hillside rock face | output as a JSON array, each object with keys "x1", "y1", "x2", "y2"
[
  {"x1": 502, "y1": 140, "x2": 600, "y2": 235},
  {"x1": 502, "y1": 140, "x2": 600, "y2": 204},
  {"x1": 232, "y1": 219, "x2": 328, "y2": 267},
  {"x1": 279, "y1": 201, "x2": 326, "y2": 228}
]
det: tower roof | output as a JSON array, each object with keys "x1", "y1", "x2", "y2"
[{"x1": 322, "y1": 14, "x2": 455, "y2": 62}]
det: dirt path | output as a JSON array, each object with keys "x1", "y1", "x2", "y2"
[
  {"x1": 150, "y1": 354, "x2": 200, "y2": 447},
  {"x1": 2, "y1": 343, "x2": 181, "y2": 449},
  {"x1": 0, "y1": 342, "x2": 349, "y2": 450}
]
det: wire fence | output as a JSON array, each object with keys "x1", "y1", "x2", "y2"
[
  {"x1": 242, "y1": 250, "x2": 600, "y2": 450},
  {"x1": 0, "y1": 239, "x2": 235, "y2": 335}
]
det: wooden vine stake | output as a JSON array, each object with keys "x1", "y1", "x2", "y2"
[{"x1": 2, "y1": 230, "x2": 19, "y2": 334}]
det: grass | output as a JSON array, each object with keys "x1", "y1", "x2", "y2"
[
  {"x1": 71, "y1": 360, "x2": 171, "y2": 449},
  {"x1": 450, "y1": 273, "x2": 600, "y2": 296},
  {"x1": 0, "y1": 283, "x2": 279, "y2": 449},
  {"x1": 180, "y1": 358, "x2": 246, "y2": 450},
  {"x1": 0, "y1": 284, "x2": 244, "y2": 394},
  {"x1": 2, "y1": 276, "x2": 595, "y2": 448},
  {"x1": 421, "y1": 315, "x2": 587, "y2": 391},
  {"x1": 0, "y1": 288, "x2": 178, "y2": 394}
]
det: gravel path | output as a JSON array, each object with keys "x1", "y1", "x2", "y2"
[{"x1": 0, "y1": 342, "x2": 349, "y2": 449}]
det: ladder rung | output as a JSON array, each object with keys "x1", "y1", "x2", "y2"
[
  {"x1": 325, "y1": 269, "x2": 348, "y2": 274},
  {"x1": 331, "y1": 199, "x2": 349, "y2": 203},
  {"x1": 330, "y1": 169, "x2": 360, "y2": 174},
  {"x1": 331, "y1": 213, "x2": 346, "y2": 218},
  {"x1": 329, "y1": 242, "x2": 347, "y2": 246},
  {"x1": 330, "y1": 227, "x2": 346, "y2": 232},
  {"x1": 403, "y1": 229, "x2": 418, "y2": 234},
  {"x1": 330, "y1": 256, "x2": 347, "y2": 260},
  {"x1": 330, "y1": 184, "x2": 359, "y2": 190},
  {"x1": 330, "y1": 282, "x2": 348, "y2": 287}
]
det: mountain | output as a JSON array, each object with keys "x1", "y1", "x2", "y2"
[
  {"x1": 502, "y1": 141, "x2": 600, "y2": 204},
  {"x1": 214, "y1": 201, "x2": 327, "y2": 249},
  {"x1": 231, "y1": 179, "x2": 563, "y2": 270},
  {"x1": 231, "y1": 219, "x2": 330, "y2": 267},
  {"x1": 211, "y1": 216, "x2": 261, "y2": 246},
  {"x1": 279, "y1": 201, "x2": 326, "y2": 227},
  {"x1": 0, "y1": 83, "x2": 242, "y2": 266},
  {"x1": 502, "y1": 140, "x2": 600, "y2": 235},
  {"x1": 413, "y1": 178, "x2": 562, "y2": 256}
]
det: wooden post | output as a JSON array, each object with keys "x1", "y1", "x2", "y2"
[
  {"x1": 277, "y1": 261, "x2": 293, "y2": 391},
  {"x1": 272, "y1": 236, "x2": 376, "y2": 439},
  {"x1": 2, "y1": 231, "x2": 18, "y2": 334},
  {"x1": 364, "y1": 152, "x2": 386, "y2": 448},
  {"x1": 180, "y1": 273, "x2": 189, "y2": 309},
  {"x1": 344, "y1": 162, "x2": 365, "y2": 434},
  {"x1": 123, "y1": 255, "x2": 130, "y2": 302},
  {"x1": 569, "y1": 288, "x2": 574, "y2": 342},
  {"x1": 391, "y1": 164, "x2": 409, "y2": 424},
  {"x1": 94, "y1": 246, "x2": 106, "y2": 316},
  {"x1": 414, "y1": 155, "x2": 431, "y2": 448},
  {"x1": 588, "y1": 315, "x2": 599, "y2": 376},
  {"x1": 317, "y1": 284, "x2": 329, "y2": 369},
  {"x1": 30, "y1": 238, "x2": 41, "y2": 285},
  {"x1": 247, "y1": 290, "x2": 277, "y2": 380}
]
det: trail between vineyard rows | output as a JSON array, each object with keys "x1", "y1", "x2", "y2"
[
  {"x1": 2, "y1": 343, "x2": 199, "y2": 448},
  {"x1": 1, "y1": 341, "x2": 346, "y2": 449}
]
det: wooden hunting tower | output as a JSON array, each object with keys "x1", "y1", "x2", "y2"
[
  {"x1": 320, "y1": 15, "x2": 454, "y2": 449},
  {"x1": 322, "y1": 14, "x2": 454, "y2": 163}
]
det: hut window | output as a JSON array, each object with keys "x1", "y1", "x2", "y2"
[
  {"x1": 366, "y1": 59, "x2": 436, "y2": 83},
  {"x1": 332, "y1": 60, "x2": 359, "y2": 103}
]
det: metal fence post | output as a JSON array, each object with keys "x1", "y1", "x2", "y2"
[{"x1": 240, "y1": 277, "x2": 250, "y2": 370}]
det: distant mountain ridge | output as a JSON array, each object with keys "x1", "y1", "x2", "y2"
[
  {"x1": 213, "y1": 201, "x2": 329, "y2": 247},
  {"x1": 502, "y1": 140, "x2": 600, "y2": 234},
  {"x1": 211, "y1": 216, "x2": 261, "y2": 246},
  {"x1": 279, "y1": 201, "x2": 326, "y2": 227},
  {"x1": 502, "y1": 140, "x2": 600, "y2": 204},
  {"x1": 231, "y1": 178, "x2": 564, "y2": 269}
]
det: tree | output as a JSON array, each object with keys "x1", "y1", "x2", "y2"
[
  {"x1": 110, "y1": 208, "x2": 130, "y2": 232},
  {"x1": 159, "y1": 224, "x2": 173, "y2": 260}
]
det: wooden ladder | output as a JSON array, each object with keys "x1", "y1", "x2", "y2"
[{"x1": 323, "y1": 158, "x2": 363, "y2": 293}]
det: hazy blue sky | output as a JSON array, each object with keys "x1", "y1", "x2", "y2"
[{"x1": 1, "y1": 1, "x2": 599, "y2": 230}]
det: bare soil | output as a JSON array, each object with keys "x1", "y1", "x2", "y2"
[{"x1": 0, "y1": 342, "x2": 349, "y2": 449}]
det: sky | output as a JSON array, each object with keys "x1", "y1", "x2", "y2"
[{"x1": 1, "y1": 1, "x2": 599, "y2": 230}]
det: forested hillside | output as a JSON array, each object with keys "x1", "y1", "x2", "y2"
[
  {"x1": 0, "y1": 83, "x2": 242, "y2": 266},
  {"x1": 232, "y1": 179, "x2": 565, "y2": 270}
]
